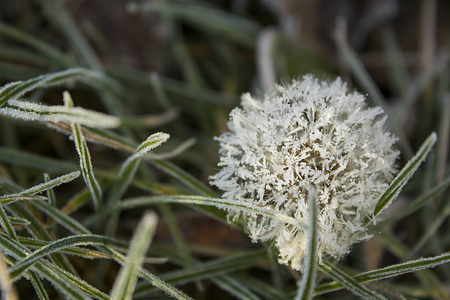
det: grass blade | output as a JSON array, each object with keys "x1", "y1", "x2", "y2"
[
  {"x1": 120, "y1": 195, "x2": 307, "y2": 230},
  {"x1": 110, "y1": 212, "x2": 158, "y2": 300},
  {"x1": 373, "y1": 132, "x2": 437, "y2": 217},
  {"x1": 295, "y1": 190, "x2": 318, "y2": 300},
  {"x1": 319, "y1": 261, "x2": 386, "y2": 300},
  {"x1": 1, "y1": 99, "x2": 121, "y2": 128},
  {"x1": 0, "y1": 68, "x2": 106, "y2": 108},
  {"x1": 315, "y1": 251, "x2": 450, "y2": 296},
  {"x1": 66, "y1": 92, "x2": 102, "y2": 211}
]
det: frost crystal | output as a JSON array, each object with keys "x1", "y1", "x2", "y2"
[{"x1": 210, "y1": 75, "x2": 400, "y2": 270}]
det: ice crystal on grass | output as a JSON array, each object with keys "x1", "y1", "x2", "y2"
[{"x1": 210, "y1": 75, "x2": 400, "y2": 270}]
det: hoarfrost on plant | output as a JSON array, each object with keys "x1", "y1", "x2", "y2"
[{"x1": 210, "y1": 75, "x2": 399, "y2": 270}]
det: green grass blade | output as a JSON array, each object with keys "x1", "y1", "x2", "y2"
[
  {"x1": 373, "y1": 132, "x2": 437, "y2": 217},
  {"x1": 17, "y1": 171, "x2": 80, "y2": 196},
  {"x1": 295, "y1": 190, "x2": 318, "y2": 300},
  {"x1": 110, "y1": 212, "x2": 158, "y2": 300},
  {"x1": 69, "y1": 102, "x2": 103, "y2": 210},
  {"x1": 31, "y1": 201, "x2": 193, "y2": 299},
  {"x1": 376, "y1": 175, "x2": 450, "y2": 227},
  {"x1": 8, "y1": 234, "x2": 125, "y2": 280},
  {"x1": 0, "y1": 68, "x2": 106, "y2": 108},
  {"x1": 0, "y1": 195, "x2": 46, "y2": 206},
  {"x1": 134, "y1": 249, "x2": 267, "y2": 296},
  {"x1": 1, "y1": 99, "x2": 121, "y2": 128},
  {"x1": 0, "y1": 205, "x2": 18, "y2": 241},
  {"x1": 43, "y1": 174, "x2": 57, "y2": 207},
  {"x1": 319, "y1": 261, "x2": 386, "y2": 300},
  {"x1": 120, "y1": 195, "x2": 306, "y2": 230},
  {"x1": 211, "y1": 275, "x2": 261, "y2": 300},
  {"x1": 315, "y1": 251, "x2": 450, "y2": 296},
  {"x1": 110, "y1": 133, "x2": 170, "y2": 203},
  {"x1": 29, "y1": 271, "x2": 50, "y2": 300}
]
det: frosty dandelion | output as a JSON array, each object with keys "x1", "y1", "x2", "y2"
[{"x1": 210, "y1": 75, "x2": 400, "y2": 270}]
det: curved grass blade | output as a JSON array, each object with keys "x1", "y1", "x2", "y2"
[
  {"x1": 29, "y1": 271, "x2": 50, "y2": 300},
  {"x1": 110, "y1": 212, "x2": 158, "y2": 300},
  {"x1": 44, "y1": 174, "x2": 57, "y2": 207},
  {"x1": 31, "y1": 201, "x2": 193, "y2": 299},
  {"x1": 319, "y1": 261, "x2": 386, "y2": 300},
  {"x1": 65, "y1": 92, "x2": 102, "y2": 210},
  {"x1": 0, "y1": 233, "x2": 102, "y2": 300},
  {"x1": 17, "y1": 171, "x2": 80, "y2": 196},
  {"x1": 109, "y1": 132, "x2": 170, "y2": 204},
  {"x1": 0, "y1": 99, "x2": 121, "y2": 128},
  {"x1": 315, "y1": 251, "x2": 450, "y2": 296},
  {"x1": 134, "y1": 249, "x2": 267, "y2": 296},
  {"x1": 120, "y1": 195, "x2": 307, "y2": 230},
  {"x1": 295, "y1": 190, "x2": 318, "y2": 300},
  {"x1": 0, "y1": 195, "x2": 47, "y2": 206},
  {"x1": 0, "y1": 205, "x2": 18, "y2": 240},
  {"x1": 0, "y1": 68, "x2": 105, "y2": 108},
  {"x1": 9, "y1": 234, "x2": 127, "y2": 280},
  {"x1": 372, "y1": 132, "x2": 437, "y2": 218}
]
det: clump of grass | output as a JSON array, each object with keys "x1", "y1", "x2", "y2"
[{"x1": 0, "y1": 1, "x2": 449, "y2": 299}]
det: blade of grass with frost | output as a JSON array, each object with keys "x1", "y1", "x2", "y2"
[
  {"x1": 17, "y1": 171, "x2": 80, "y2": 196},
  {"x1": 29, "y1": 271, "x2": 49, "y2": 300},
  {"x1": 295, "y1": 190, "x2": 318, "y2": 300},
  {"x1": 127, "y1": 2, "x2": 260, "y2": 48},
  {"x1": 376, "y1": 175, "x2": 450, "y2": 227},
  {"x1": 212, "y1": 276, "x2": 261, "y2": 300},
  {"x1": 110, "y1": 212, "x2": 158, "y2": 300},
  {"x1": 65, "y1": 92, "x2": 102, "y2": 210},
  {"x1": 372, "y1": 132, "x2": 437, "y2": 218},
  {"x1": 43, "y1": 174, "x2": 57, "y2": 207},
  {"x1": 0, "y1": 195, "x2": 46, "y2": 206},
  {"x1": 134, "y1": 249, "x2": 267, "y2": 296},
  {"x1": 109, "y1": 133, "x2": 170, "y2": 204},
  {"x1": 315, "y1": 251, "x2": 450, "y2": 295},
  {"x1": 9, "y1": 218, "x2": 30, "y2": 226},
  {"x1": 0, "y1": 99, "x2": 121, "y2": 128},
  {"x1": 319, "y1": 261, "x2": 386, "y2": 300},
  {"x1": 120, "y1": 195, "x2": 307, "y2": 230},
  {"x1": 9, "y1": 234, "x2": 131, "y2": 280},
  {"x1": 30, "y1": 200, "x2": 193, "y2": 299},
  {"x1": 0, "y1": 232, "x2": 109, "y2": 299},
  {"x1": 0, "y1": 204, "x2": 18, "y2": 241},
  {"x1": 0, "y1": 68, "x2": 105, "y2": 107}
]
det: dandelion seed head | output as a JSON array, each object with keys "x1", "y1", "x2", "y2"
[{"x1": 210, "y1": 75, "x2": 399, "y2": 270}]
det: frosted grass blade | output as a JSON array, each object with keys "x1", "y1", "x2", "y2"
[
  {"x1": 134, "y1": 249, "x2": 267, "y2": 296},
  {"x1": 319, "y1": 261, "x2": 386, "y2": 300},
  {"x1": 295, "y1": 190, "x2": 318, "y2": 300},
  {"x1": 315, "y1": 251, "x2": 450, "y2": 295},
  {"x1": 9, "y1": 234, "x2": 126, "y2": 280},
  {"x1": 31, "y1": 201, "x2": 193, "y2": 299},
  {"x1": 0, "y1": 195, "x2": 46, "y2": 206},
  {"x1": 0, "y1": 68, "x2": 105, "y2": 108},
  {"x1": 110, "y1": 212, "x2": 158, "y2": 300},
  {"x1": 110, "y1": 133, "x2": 170, "y2": 203},
  {"x1": 0, "y1": 205, "x2": 18, "y2": 240},
  {"x1": 44, "y1": 174, "x2": 57, "y2": 207},
  {"x1": 18, "y1": 171, "x2": 80, "y2": 196},
  {"x1": 66, "y1": 92, "x2": 102, "y2": 211},
  {"x1": 120, "y1": 195, "x2": 307, "y2": 230},
  {"x1": 373, "y1": 132, "x2": 437, "y2": 217},
  {"x1": 1, "y1": 99, "x2": 121, "y2": 128}
]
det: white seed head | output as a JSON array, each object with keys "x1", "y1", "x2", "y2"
[{"x1": 210, "y1": 75, "x2": 399, "y2": 270}]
